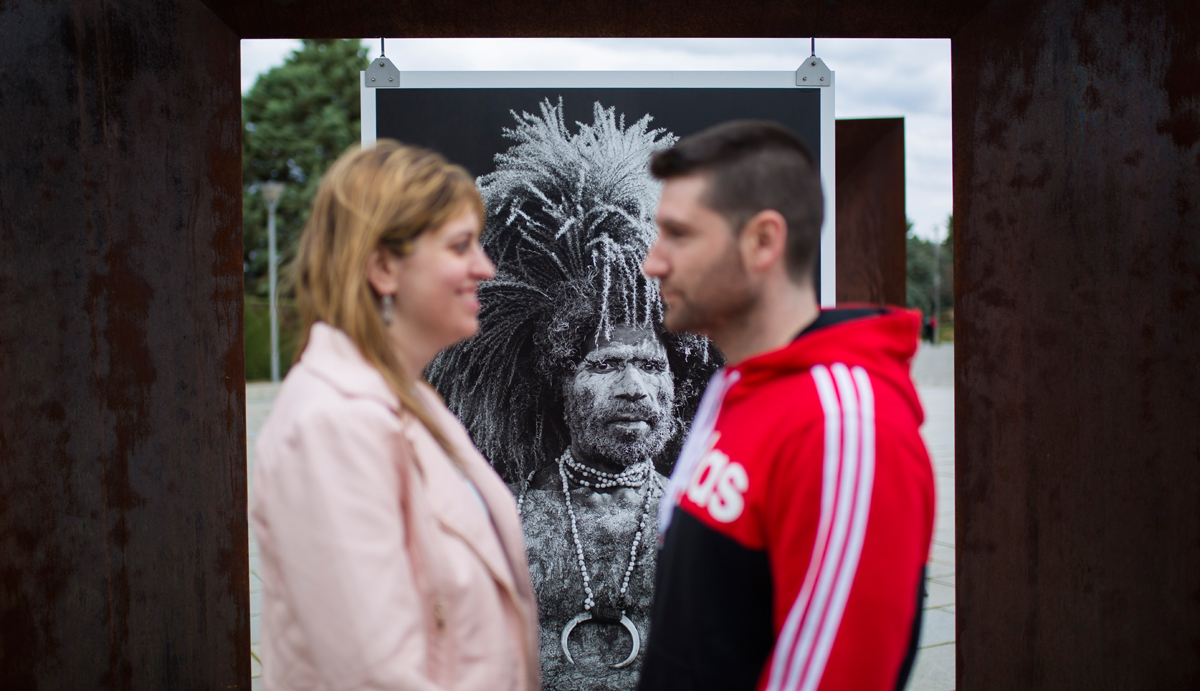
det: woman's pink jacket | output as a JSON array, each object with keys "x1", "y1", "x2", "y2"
[{"x1": 251, "y1": 322, "x2": 540, "y2": 691}]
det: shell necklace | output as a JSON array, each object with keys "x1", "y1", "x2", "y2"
[{"x1": 556, "y1": 448, "x2": 655, "y2": 669}]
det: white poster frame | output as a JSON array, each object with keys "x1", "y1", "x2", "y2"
[{"x1": 361, "y1": 70, "x2": 836, "y2": 306}]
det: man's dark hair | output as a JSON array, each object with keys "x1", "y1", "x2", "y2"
[{"x1": 650, "y1": 120, "x2": 824, "y2": 282}]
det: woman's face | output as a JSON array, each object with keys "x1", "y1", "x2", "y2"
[{"x1": 391, "y1": 207, "x2": 495, "y2": 357}]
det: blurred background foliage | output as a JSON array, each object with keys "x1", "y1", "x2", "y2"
[
  {"x1": 245, "y1": 297, "x2": 302, "y2": 381},
  {"x1": 243, "y1": 39, "x2": 368, "y2": 379},
  {"x1": 906, "y1": 215, "x2": 954, "y2": 340}
]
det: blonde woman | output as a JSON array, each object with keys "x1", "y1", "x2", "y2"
[{"x1": 251, "y1": 141, "x2": 540, "y2": 691}]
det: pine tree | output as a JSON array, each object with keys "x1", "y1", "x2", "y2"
[{"x1": 241, "y1": 39, "x2": 369, "y2": 296}]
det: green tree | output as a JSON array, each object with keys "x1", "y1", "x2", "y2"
[
  {"x1": 241, "y1": 39, "x2": 368, "y2": 380},
  {"x1": 905, "y1": 215, "x2": 953, "y2": 322},
  {"x1": 242, "y1": 39, "x2": 369, "y2": 297}
]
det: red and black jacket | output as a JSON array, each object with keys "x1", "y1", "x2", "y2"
[{"x1": 639, "y1": 308, "x2": 935, "y2": 691}]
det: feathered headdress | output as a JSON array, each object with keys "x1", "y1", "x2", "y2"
[{"x1": 427, "y1": 98, "x2": 720, "y2": 483}]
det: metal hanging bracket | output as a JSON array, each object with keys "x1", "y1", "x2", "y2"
[
  {"x1": 795, "y1": 55, "x2": 831, "y2": 87},
  {"x1": 365, "y1": 55, "x2": 400, "y2": 88}
]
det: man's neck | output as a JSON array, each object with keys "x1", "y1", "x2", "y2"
[{"x1": 710, "y1": 278, "x2": 819, "y2": 366}]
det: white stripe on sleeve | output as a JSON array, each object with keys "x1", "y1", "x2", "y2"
[
  {"x1": 795, "y1": 365, "x2": 876, "y2": 691},
  {"x1": 766, "y1": 363, "x2": 877, "y2": 691},
  {"x1": 766, "y1": 364, "x2": 841, "y2": 691}
]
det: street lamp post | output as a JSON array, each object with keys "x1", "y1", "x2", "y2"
[{"x1": 261, "y1": 182, "x2": 285, "y2": 383}]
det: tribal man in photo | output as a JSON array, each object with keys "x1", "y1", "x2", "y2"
[{"x1": 428, "y1": 99, "x2": 719, "y2": 690}]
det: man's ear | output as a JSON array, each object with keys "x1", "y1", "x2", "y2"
[
  {"x1": 739, "y1": 209, "x2": 788, "y2": 274},
  {"x1": 366, "y1": 246, "x2": 401, "y2": 297}
]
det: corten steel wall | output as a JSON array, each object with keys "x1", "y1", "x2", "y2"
[
  {"x1": 3, "y1": 0, "x2": 1200, "y2": 688},
  {"x1": 0, "y1": 1, "x2": 249, "y2": 689},
  {"x1": 201, "y1": 0, "x2": 977, "y2": 39},
  {"x1": 953, "y1": 0, "x2": 1200, "y2": 687},
  {"x1": 836, "y1": 118, "x2": 907, "y2": 306}
]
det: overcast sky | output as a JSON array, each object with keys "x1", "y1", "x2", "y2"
[{"x1": 241, "y1": 38, "x2": 951, "y2": 241}]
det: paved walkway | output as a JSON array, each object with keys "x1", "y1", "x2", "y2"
[
  {"x1": 245, "y1": 343, "x2": 955, "y2": 690},
  {"x1": 245, "y1": 382, "x2": 278, "y2": 689},
  {"x1": 909, "y1": 343, "x2": 956, "y2": 691}
]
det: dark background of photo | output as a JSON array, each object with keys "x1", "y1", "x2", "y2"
[
  {"x1": 377, "y1": 85, "x2": 824, "y2": 297},
  {"x1": 377, "y1": 87, "x2": 821, "y2": 178}
]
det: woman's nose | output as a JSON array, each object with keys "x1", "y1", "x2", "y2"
[{"x1": 473, "y1": 245, "x2": 496, "y2": 280}]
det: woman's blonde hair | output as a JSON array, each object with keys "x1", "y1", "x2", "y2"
[{"x1": 291, "y1": 140, "x2": 484, "y2": 461}]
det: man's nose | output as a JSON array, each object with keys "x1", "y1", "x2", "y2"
[
  {"x1": 643, "y1": 239, "x2": 668, "y2": 278},
  {"x1": 613, "y1": 366, "x2": 649, "y2": 402},
  {"x1": 615, "y1": 389, "x2": 647, "y2": 402}
]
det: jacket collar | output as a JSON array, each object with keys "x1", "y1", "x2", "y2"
[
  {"x1": 400, "y1": 392, "x2": 521, "y2": 598},
  {"x1": 300, "y1": 323, "x2": 531, "y2": 611},
  {"x1": 459, "y1": 444, "x2": 536, "y2": 606},
  {"x1": 728, "y1": 307, "x2": 924, "y2": 422},
  {"x1": 299, "y1": 322, "x2": 400, "y2": 412}
]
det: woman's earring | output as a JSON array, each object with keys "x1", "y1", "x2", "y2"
[{"x1": 381, "y1": 294, "x2": 394, "y2": 326}]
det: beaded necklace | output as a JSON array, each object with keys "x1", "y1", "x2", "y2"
[
  {"x1": 556, "y1": 449, "x2": 655, "y2": 614},
  {"x1": 563, "y1": 450, "x2": 652, "y2": 489},
  {"x1": 516, "y1": 449, "x2": 651, "y2": 511},
  {"x1": 515, "y1": 449, "x2": 657, "y2": 668}
]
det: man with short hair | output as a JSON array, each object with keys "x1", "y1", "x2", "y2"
[{"x1": 638, "y1": 120, "x2": 935, "y2": 691}]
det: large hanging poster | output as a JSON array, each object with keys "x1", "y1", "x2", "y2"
[{"x1": 363, "y1": 70, "x2": 834, "y2": 690}]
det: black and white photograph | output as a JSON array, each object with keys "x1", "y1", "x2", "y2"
[{"x1": 373, "y1": 78, "x2": 829, "y2": 689}]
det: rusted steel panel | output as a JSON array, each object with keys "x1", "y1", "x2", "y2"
[
  {"x1": 836, "y1": 118, "x2": 907, "y2": 306},
  {"x1": 200, "y1": 0, "x2": 979, "y2": 39},
  {"x1": 953, "y1": 0, "x2": 1200, "y2": 687},
  {"x1": 2, "y1": 0, "x2": 1198, "y2": 688},
  {"x1": 0, "y1": 1, "x2": 249, "y2": 689}
]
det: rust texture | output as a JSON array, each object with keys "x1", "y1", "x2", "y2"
[
  {"x1": 953, "y1": 0, "x2": 1200, "y2": 687},
  {"x1": 835, "y1": 118, "x2": 908, "y2": 306},
  {"x1": 198, "y1": 0, "x2": 979, "y2": 40},
  {"x1": 3, "y1": 0, "x2": 1199, "y2": 688},
  {"x1": 0, "y1": 0, "x2": 249, "y2": 688}
]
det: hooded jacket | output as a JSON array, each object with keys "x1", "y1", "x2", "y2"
[{"x1": 639, "y1": 308, "x2": 935, "y2": 691}]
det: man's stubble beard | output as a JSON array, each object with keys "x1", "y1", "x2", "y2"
[
  {"x1": 564, "y1": 385, "x2": 675, "y2": 468},
  {"x1": 662, "y1": 237, "x2": 758, "y2": 336}
]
